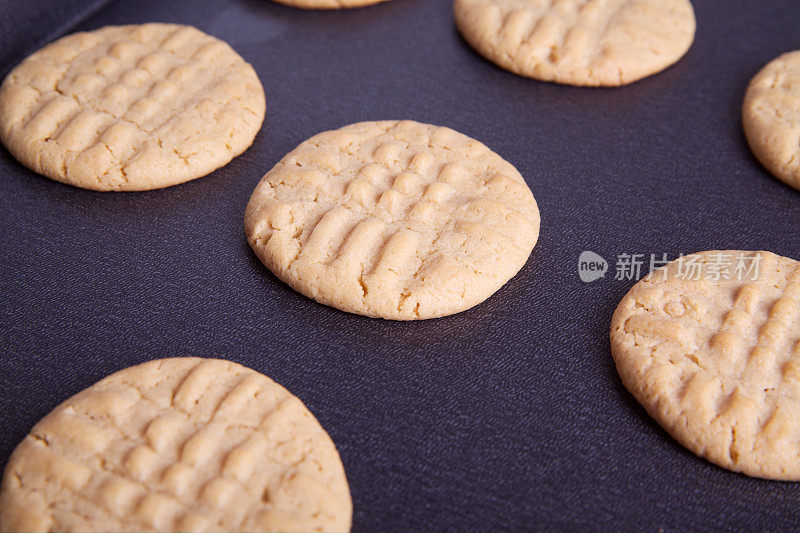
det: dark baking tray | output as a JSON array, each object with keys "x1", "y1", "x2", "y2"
[{"x1": 2, "y1": 0, "x2": 800, "y2": 530}]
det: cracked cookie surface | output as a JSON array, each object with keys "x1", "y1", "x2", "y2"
[
  {"x1": 743, "y1": 50, "x2": 800, "y2": 190},
  {"x1": 270, "y1": 0, "x2": 389, "y2": 8},
  {"x1": 0, "y1": 23, "x2": 265, "y2": 191},
  {"x1": 611, "y1": 251, "x2": 800, "y2": 480},
  {"x1": 0, "y1": 358, "x2": 352, "y2": 532},
  {"x1": 244, "y1": 120, "x2": 540, "y2": 320},
  {"x1": 454, "y1": 0, "x2": 696, "y2": 86}
]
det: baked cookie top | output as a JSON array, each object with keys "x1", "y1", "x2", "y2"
[
  {"x1": 0, "y1": 358, "x2": 352, "y2": 532},
  {"x1": 270, "y1": 0, "x2": 389, "y2": 8},
  {"x1": 611, "y1": 251, "x2": 800, "y2": 480},
  {"x1": 0, "y1": 23, "x2": 265, "y2": 191},
  {"x1": 454, "y1": 0, "x2": 696, "y2": 86},
  {"x1": 245, "y1": 120, "x2": 540, "y2": 320},
  {"x1": 743, "y1": 50, "x2": 800, "y2": 190}
]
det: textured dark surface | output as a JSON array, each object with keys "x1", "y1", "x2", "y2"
[
  {"x1": 0, "y1": 0, "x2": 107, "y2": 74},
  {"x1": 2, "y1": 0, "x2": 800, "y2": 531}
]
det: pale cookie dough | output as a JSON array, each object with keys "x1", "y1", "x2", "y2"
[
  {"x1": 611, "y1": 250, "x2": 800, "y2": 480},
  {"x1": 0, "y1": 23, "x2": 265, "y2": 191},
  {"x1": 454, "y1": 0, "x2": 696, "y2": 86},
  {"x1": 0, "y1": 358, "x2": 352, "y2": 532},
  {"x1": 743, "y1": 50, "x2": 800, "y2": 190},
  {"x1": 270, "y1": 0, "x2": 389, "y2": 8},
  {"x1": 245, "y1": 120, "x2": 540, "y2": 320}
]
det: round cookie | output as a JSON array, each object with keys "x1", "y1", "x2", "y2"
[
  {"x1": 743, "y1": 50, "x2": 800, "y2": 190},
  {"x1": 245, "y1": 120, "x2": 540, "y2": 320},
  {"x1": 270, "y1": 0, "x2": 389, "y2": 8},
  {"x1": 454, "y1": 0, "x2": 696, "y2": 86},
  {"x1": 0, "y1": 358, "x2": 352, "y2": 532},
  {"x1": 0, "y1": 23, "x2": 265, "y2": 191},
  {"x1": 611, "y1": 250, "x2": 800, "y2": 480}
]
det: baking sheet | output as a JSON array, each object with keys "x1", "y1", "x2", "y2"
[{"x1": 2, "y1": 0, "x2": 800, "y2": 530}]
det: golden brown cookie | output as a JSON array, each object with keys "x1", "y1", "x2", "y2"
[
  {"x1": 743, "y1": 50, "x2": 800, "y2": 190},
  {"x1": 611, "y1": 251, "x2": 800, "y2": 479},
  {"x1": 270, "y1": 0, "x2": 389, "y2": 8},
  {"x1": 0, "y1": 358, "x2": 351, "y2": 532},
  {"x1": 454, "y1": 0, "x2": 696, "y2": 86},
  {"x1": 0, "y1": 24, "x2": 265, "y2": 191},
  {"x1": 245, "y1": 120, "x2": 540, "y2": 320}
]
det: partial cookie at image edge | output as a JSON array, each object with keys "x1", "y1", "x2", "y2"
[
  {"x1": 611, "y1": 250, "x2": 800, "y2": 480},
  {"x1": 743, "y1": 49, "x2": 800, "y2": 190},
  {"x1": 0, "y1": 357, "x2": 352, "y2": 533},
  {"x1": 269, "y1": 0, "x2": 390, "y2": 9},
  {"x1": 453, "y1": 0, "x2": 696, "y2": 87}
]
